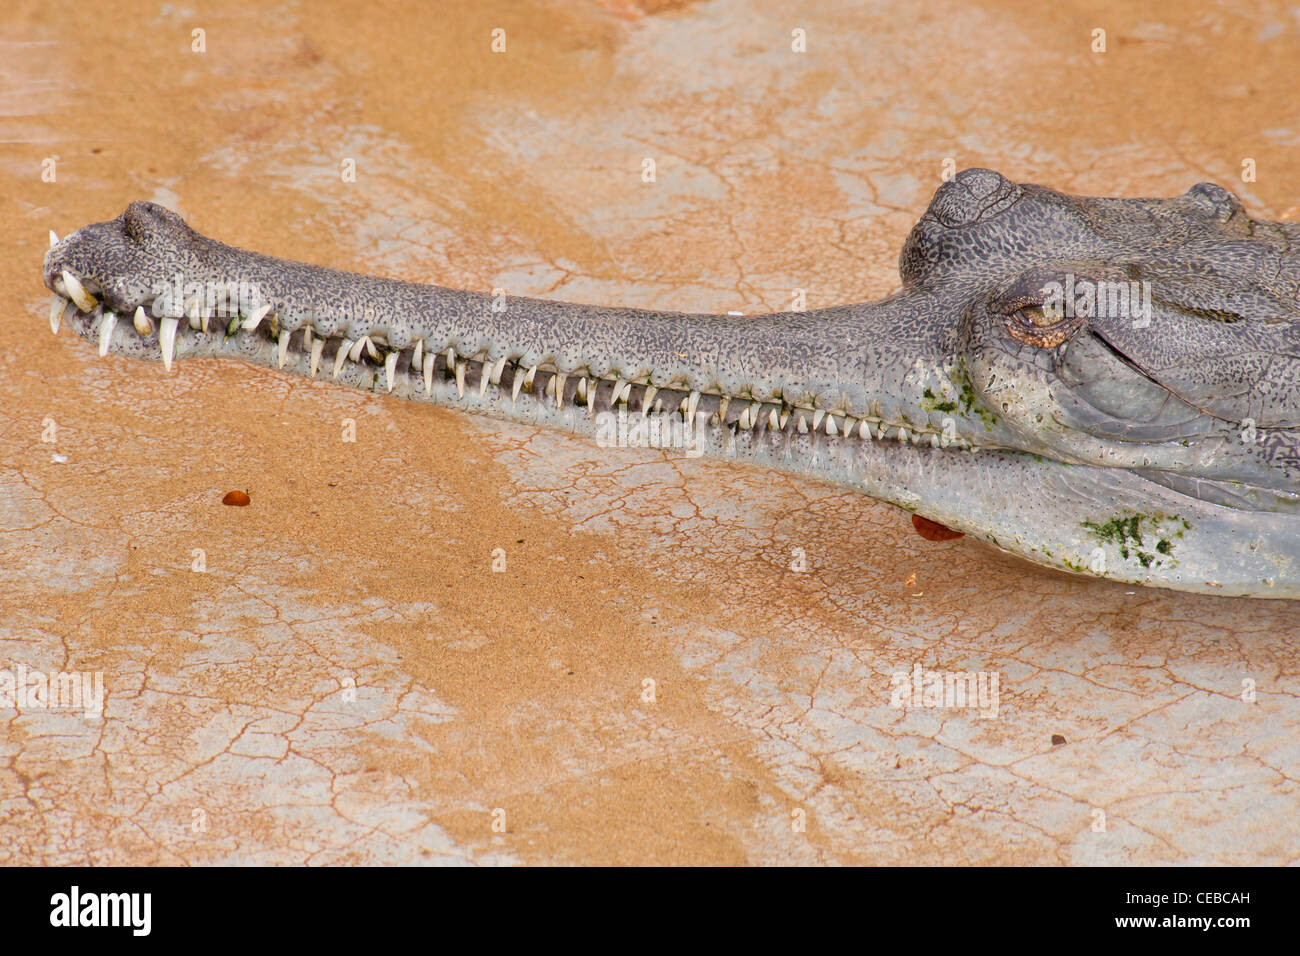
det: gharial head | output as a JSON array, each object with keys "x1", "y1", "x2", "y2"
[
  {"x1": 897, "y1": 168, "x2": 1300, "y2": 514},
  {"x1": 38, "y1": 168, "x2": 1300, "y2": 595}
]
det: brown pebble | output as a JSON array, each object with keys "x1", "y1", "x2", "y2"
[
  {"x1": 912, "y1": 514, "x2": 964, "y2": 541},
  {"x1": 1051, "y1": 734, "x2": 1067, "y2": 746},
  {"x1": 222, "y1": 490, "x2": 251, "y2": 506}
]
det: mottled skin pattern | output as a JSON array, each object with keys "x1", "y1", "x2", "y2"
[{"x1": 41, "y1": 169, "x2": 1300, "y2": 596}]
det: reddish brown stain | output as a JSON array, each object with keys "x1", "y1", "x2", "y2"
[
  {"x1": 222, "y1": 490, "x2": 251, "y2": 506},
  {"x1": 912, "y1": 514, "x2": 964, "y2": 541}
]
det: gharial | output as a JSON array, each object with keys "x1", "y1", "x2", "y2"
[{"x1": 41, "y1": 168, "x2": 1300, "y2": 597}]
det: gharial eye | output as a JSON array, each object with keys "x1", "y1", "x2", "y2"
[
  {"x1": 1003, "y1": 302, "x2": 1082, "y2": 349},
  {"x1": 1013, "y1": 304, "x2": 1063, "y2": 328}
]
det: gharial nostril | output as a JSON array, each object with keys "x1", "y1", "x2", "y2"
[
  {"x1": 954, "y1": 167, "x2": 1011, "y2": 200},
  {"x1": 1184, "y1": 181, "x2": 1244, "y2": 222}
]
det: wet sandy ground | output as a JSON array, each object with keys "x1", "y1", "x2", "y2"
[{"x1": 2, "y1": 0, "x2": 1298, "y2": 864}]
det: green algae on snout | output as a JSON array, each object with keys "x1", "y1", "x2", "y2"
[
  {"x1": 1082, "y1": 512, "x2": 1191, "y2": 569},
  {"x1": 922, "y1": 387, "x2": 957, "y2": 414},
  {"x1": 949, "y1": 363, "x2": 999, "y2": 430}
]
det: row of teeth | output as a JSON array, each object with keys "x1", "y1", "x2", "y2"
[{"x1": 47, "y1": 257, "x2": 977, "y2": 451}]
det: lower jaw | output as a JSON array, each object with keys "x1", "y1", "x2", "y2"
[
  {"x1": 66, "y1": 296, "x2": 977, "y2": 448},
  {"x1": 66, "y1": 305, "x2": 1300, "y2": 599}
]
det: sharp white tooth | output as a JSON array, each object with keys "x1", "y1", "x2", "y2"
[
  {"x1": 349, "y1": 336, "x2": 368, "y2": 362},
  {"x1": 479, "y1": 363, "x2": 491, "y2": 398},
  {"x1": 49, "y1": 296, "x2": 63, "y2": 334},
  {"x1": 749, "y1": 402, "x2": 763, "y2": 428},
  {"x1": 611, "y1": 379, "x2": 628, "y2": 405},
  {"x1": 812, "y1": 409, "x2": 825, "y2": 430},
  {"x1": 717, "y1": 395, "x2": 730, "y2": 421},
  {"x1": 333, "y1": 341, "x2": 351, "y2": 379},
  {"x1": 310, "y1": 337, "x2": 325, "y2": 377},
  {"x1": 186, "y1": 296, "x2": 201, "y2": 331},
  {"x1": 796, "y1": 414, "x2": 808, "y2": 434},
  {"x1": 578, "y1": 377, "x2": 589, "y2": 404},
  {"x1": 490, "y1": 356, "x2": 507, "y2": 386},
  {"x1": 62, "y1": 270, "x2": 97, "y2": 312},
  {"x1": 779, "y1": 408, "x2": 790, "y2": 428},
  {"x1": 385, "y1": 350, "x2": 398, "y2": 392},
  {"x1": 303, "y1": 326, "x2": 312, "y2": 349},
  {"x1": 455, "y1": 359, "x2": 466, "y2": 397},
  {"x1": 512, "y1": 365, "x2": 524, "y2": 402},
  {"x1": 97, "y1": 310, "x2": 117, "y2": 357},
  {"x1": 244, "y1": 303, "x2": 271, "y2": 333},
  {"x1": 132, "y1": 305, "x2": 153, "y2": 336},
  {"x1": 738, "y1": 405, "x2": 750, "y2": 429},
  {"x1": 423, "y1": 354, "x2": 435, "y2": 394},
  {"x1": 642, "y1": 385, "x2": 657, "y2": 413},
  {"x1": 897, "y1": 427, "x2": 909, "y2": 442},
  {"x1": 159, "y1": 316, "x2": 178, "y2": 371},
  {"x1": 554, "y1": 372, "x2": 566, "y2": 408},
  {"x1": 825, "y1": 415, "x2": 838, "y2": 436},
  {"x1": 365, "y1": 338, "x2": 380, "y2": 361},
  {"x1": 412, "y1": 338, "x2": 423, "y2": 372},
  {"x1": 278, "y1": 330, "x2": 291, "y2": 368},
  {"x1": 842, "y1": 416, "x2": 856, "y2": 436},
  {"x1": 859, "y1": 420, "x2": 872, "y2": 440},
  {"x1": 769, "y1": 408, "x2": 780, "y2": 429},
  {"x1": 48, "y1": 229, "x2": 58, "y2": 249},
  {"x1": 446, "y1": 347, "x2": 456, "y2": 369},
  {"x1": 686, "y1": 390, "x2": 700, "y2": 421},
  {"x1": 929, "y1": 433, "x2": 940, "y2": 448},
  {"x1": 523, "y1": 365, "x2": 537, "y2": 391}
]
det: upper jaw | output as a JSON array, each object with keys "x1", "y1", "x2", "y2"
[{"x1": 43, "y1": 211, "x2": 962, "y2": 446}]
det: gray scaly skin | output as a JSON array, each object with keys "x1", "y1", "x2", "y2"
[{"x1": 41, "y1": 169, "x2": 1300, "y2": 597}]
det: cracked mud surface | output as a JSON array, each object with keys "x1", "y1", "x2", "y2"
[{"x1": 2, "y1": 0, "x2": 1298, "y2": 864}]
